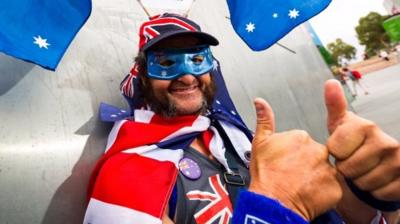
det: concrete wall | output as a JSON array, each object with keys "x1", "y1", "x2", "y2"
[{"x1": 0, "y1": 0, "x2": 333, "y2": 223}]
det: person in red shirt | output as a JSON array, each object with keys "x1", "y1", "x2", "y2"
[{"x1": 350, "y1": 69, "x2": 369, "y2": 95}]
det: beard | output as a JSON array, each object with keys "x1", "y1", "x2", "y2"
[{"x1": 143, "y1": 76, "x2": 216, "y2": 118}]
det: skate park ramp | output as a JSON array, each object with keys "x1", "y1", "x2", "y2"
[{"x1": 0, "y1": 0, "x2": 333, "y2": 223}]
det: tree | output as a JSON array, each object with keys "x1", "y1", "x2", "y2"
[
  {"x1": 317, "y1": 45, "x2": 335, "y2": 66},
  {"x1": 326, "y1": 38, "x2": 356, "y2": 65},
  {"x1": 355, "y1": 12, "x2": 391, "y2": 56}
]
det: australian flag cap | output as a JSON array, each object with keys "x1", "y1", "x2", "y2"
[{"x1": 139, "y1": 13, "x2": 219, "y2": 51}]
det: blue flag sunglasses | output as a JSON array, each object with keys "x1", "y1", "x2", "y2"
[{"x1": 146, "y1": 45, "x2": 214, "y2": 80}]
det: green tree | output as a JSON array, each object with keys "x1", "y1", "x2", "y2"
[
  {"x1": 317, "y1": 45, "x2": 335, "y2": 66},
  {"x1": 355, "y1": 12, "x2": 391, "y2": 56},
  {"x1": 326, "y1": 38, "x2": 356, "y2": 65}
]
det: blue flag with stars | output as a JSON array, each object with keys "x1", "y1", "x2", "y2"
[
  {"x1": 0, "y1": 0, "x2": 92, "y2": 71},
  {"x1": 227, "y1": 0, "x2": 331, "y2": 51}
]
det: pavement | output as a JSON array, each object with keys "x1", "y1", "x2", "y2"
[
  {"x1": 349, "y1": 53, "x2": 399, "y2": 75},
  {"x1": 351, "y1": 63, "x2": 400, "y2": 140}
]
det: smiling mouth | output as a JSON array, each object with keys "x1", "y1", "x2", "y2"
[{"x1": 169, "y1": 85, "x2": 199, "y2": 93}]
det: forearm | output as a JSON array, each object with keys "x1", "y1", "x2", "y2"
[
  {"x1": 336, "y1": 179, "x2": 379, "y2": 223},
  {"x1": 233, "y1": 190, "x2": 309, "y2": 224},
  {"x1": 337, "y1": 177, "x2": 399, "y2": 224}
]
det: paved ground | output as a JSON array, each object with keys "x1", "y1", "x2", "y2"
[
  {"x1": 350, "y1": 53, "x2": 399, "y2": 75},
  {"x1": 351, "y1": 63, "x2": 400, "y2": 140}
]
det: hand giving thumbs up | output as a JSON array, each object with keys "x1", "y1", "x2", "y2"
[
  {"x1": 249, "y1": 98, "x2": 342, "y2": 221},
  {"x1": 325, "y1": 79, "x2": 400, "y2": 201}
]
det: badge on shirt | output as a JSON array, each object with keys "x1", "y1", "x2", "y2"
[{"x1": 179, "y1": 157, "x2": 202, "y2": 180}]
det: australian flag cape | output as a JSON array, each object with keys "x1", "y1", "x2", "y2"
[{"x1": 84, "y1": 59, "x2": 254, "y2": 223}]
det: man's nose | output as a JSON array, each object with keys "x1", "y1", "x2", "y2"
[{"x1": 176, "y1": 74, "x2": 197, "y2": 84}]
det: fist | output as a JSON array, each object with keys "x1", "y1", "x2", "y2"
[
  {"x1": 325, "y1": 79, "x2": 400, "y2": 200},
  {"x1": 249, "y1": 98, "x2": 343, "y2": 221}
]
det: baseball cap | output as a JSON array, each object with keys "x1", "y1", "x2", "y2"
[{"x1": 138, "y1": 13, "x2": 219, "y2": 51}]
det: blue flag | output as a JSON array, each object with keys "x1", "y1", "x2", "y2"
[
  {"x1": 0, "y1": 0, "x2": 92, "y2": 71},
  {"x1": 227, "y1": 0, "x2": 331, "y2": 51}
]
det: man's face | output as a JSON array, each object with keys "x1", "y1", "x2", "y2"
[
  {"x1": 148, "y1": 72, "x2": 215, "y2": 117},
  {"x1": 144, "y1": 36, "x2": 216, "y2": 117}
]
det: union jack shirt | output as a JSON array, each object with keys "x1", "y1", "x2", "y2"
[{"x1": 174, "y1": 147, "x2": 250, "y2": 224}]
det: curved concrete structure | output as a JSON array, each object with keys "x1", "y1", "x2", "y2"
[{"x1": 0, "y1": 0, "x2": 333, "y2": 223}]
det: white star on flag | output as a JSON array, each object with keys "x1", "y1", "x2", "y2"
[
  {"x1": 213, "y1": 60, "x2": 218, "y2": 70},
  {"x1": 288, "y1": 9, "x2": 300, "y2": 19},
  {"x1": 272, "y1": 13, "x2": 278, "y2": 18},
  {"x1": 33, "y1": 35, "x2": 50, "y2": 49},
  {"x1": 245, "y1": 22, "x2": 255, "y2": 32}
]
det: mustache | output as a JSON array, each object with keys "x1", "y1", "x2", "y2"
[
  {"x1": 140, "y1": 74, "x2": 217, "y2": 117},
  {"x1": 169, "y1": 79, "x2": 200, "y2": 89}
]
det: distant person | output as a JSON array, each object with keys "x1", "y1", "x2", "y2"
[
  {"x1": 339, "y1": 67, "x2": 357, "y2": 97},
  {"x1": 362, "y1": 52, "x2": 369, "y2": 60},
  {"x1": 350, "y1": 69, "x2": 369, "y2": 95},
  {"x1": 379, "y1": 50, "x2": 390, "y2": 61},
  {"x1": 396, "y1": 45, "x2": 400, "y2": 62}
]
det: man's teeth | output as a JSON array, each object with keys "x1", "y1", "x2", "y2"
[{"x1": 172, "y1": 86, "x2": 197, "y2": 92}]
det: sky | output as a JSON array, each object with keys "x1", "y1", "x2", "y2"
[{"x1": 309, "y1": 0, "x2": 388, "y2": 61}]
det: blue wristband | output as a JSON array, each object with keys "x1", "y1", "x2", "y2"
[
  {"x1": 232, "y1": 190, "x2": 309, "y2": 224},
  {"x1": 346, "y1": 179, "x2": 400, "y2": 212}
]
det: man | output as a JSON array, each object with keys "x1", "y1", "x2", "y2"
[
  {"x1": 349, "y1": 69, "x2": 369, "y2": 95},
  {"x1": 379, "y1": 50, "x2": 390, "y2": 61},
  {"x1": 85, "y1": 14, "x2": 400, "y2": 224},
  {"x1": 340, "y1": 67, "x2": 368, "y2": 97},
  {"x1": 339, "y1": 67, "x2": 357, "y2": 97},
  {"x1": 396, "y1": 44, "x2": 400, "y2": 62}
]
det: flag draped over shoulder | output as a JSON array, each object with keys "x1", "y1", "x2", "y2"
[
  {"x1": 226, "y1": 0, "x2": 331, "y2": 51},
  {"x1": 84, "y1": 111, "x2": 252, "y2": 224},
  {"x1": 0, "y1": 0, "x2": 92, "y2": 71}
]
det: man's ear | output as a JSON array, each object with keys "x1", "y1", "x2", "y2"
[{"x1": 137, "y1": 74, "x2": 152, "y2": 106}]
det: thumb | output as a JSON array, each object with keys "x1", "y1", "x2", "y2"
[
  {"x1": 324, "y1": 79, "x2": 348, "y2": 133},
  {"x1": 253, "y1": 98, "x2": 275, "y2": 143}
]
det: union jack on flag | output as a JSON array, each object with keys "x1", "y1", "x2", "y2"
[
  {"x1": 187, "y1": 174, "x2": 233, "y2": 224},
  {"x1": 119, "y1": 64, "x2": 139, "y2": 99},
  {"x1": 84, "y1": 110, "x2": 252, "y2": 224},
  {"x1": 138, "y1": 14, "x2": 198, "y2": 50}
]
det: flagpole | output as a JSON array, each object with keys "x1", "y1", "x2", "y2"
[
  {"x1": 276, "y1": 42, "x2": 296, "y2": 54},
  {"x1": 183, "y1": 0, "x2": 196, "y2": 17},
  {"x1": 137, "y1": 0, "x2": 152, "y2": 19}
]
